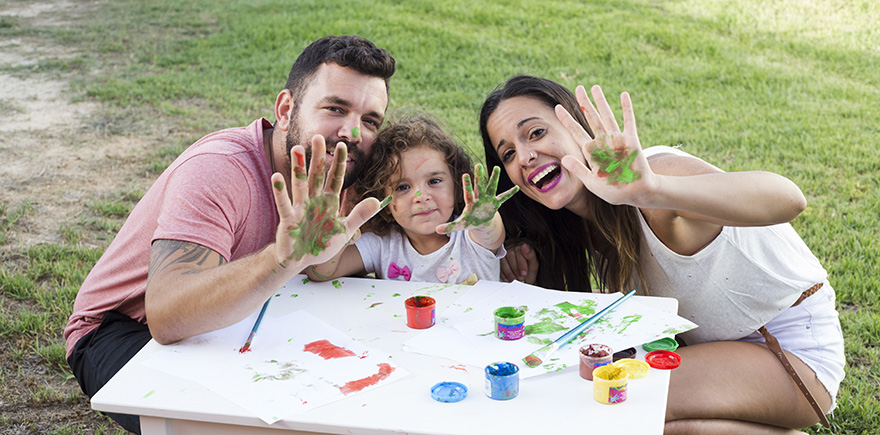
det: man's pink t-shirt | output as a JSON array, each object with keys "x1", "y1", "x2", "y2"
[{"x1": 64, "y1": 119, "x2": 279, "y2": 358}]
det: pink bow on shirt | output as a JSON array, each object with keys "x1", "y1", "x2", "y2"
[
  {"x1": 388, "y1": 262, "x2": 411, "y2": 281},
  {"x1": 435, "y1": 260, "x2": 461, "y2": 283}
]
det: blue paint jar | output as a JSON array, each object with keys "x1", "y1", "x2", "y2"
[{"x1": 484, "y1": 362, "x2": 519, "y2": 400}]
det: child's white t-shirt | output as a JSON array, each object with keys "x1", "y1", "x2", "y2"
[{"x1": 355, "y1": 228, "x2": 506, "y2": 284}]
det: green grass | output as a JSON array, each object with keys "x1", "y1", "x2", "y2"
[{"x1": 1, "y1": 0, "x2": 877, "y2": 433}]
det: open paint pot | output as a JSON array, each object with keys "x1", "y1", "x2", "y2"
[
  {"x1": 612, "y1": 347, "x2": 637, "y2": 362},
  {"x1": 484, "y1": 362, "x2": 519, "y2": 400},
  {"x1": 493, "y1": 306, "x2": 526, "y2": 340},
  {"x1": 405, "y1": 296, "x2": 436, "y2": 329},
  {"x1": 592, "y1": 364, "x2": 629, "y2": 404},
  {"x1": 579, "y1": 343, "x2": 613, "y2": 380}
]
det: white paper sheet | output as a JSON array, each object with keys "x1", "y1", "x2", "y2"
[
  {"x1": 403, "y1": 281, "x2": 697, "y2": 378},
  {"x1": 143, "y1": 310, "x2": 408, "y2": 424}
]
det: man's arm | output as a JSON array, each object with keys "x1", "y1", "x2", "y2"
[
  {"x1": 145, "y1": 137, "x2": 381, "y2": 344},
  {"x1": 145, "y1": 239, "x2": 293, "y2": 344}
]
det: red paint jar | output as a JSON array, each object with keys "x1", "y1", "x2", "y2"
[{"x1": 405, "y1": 296, "x2": 436, "y2": 329}]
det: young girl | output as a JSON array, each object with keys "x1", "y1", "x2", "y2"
[{"x1": 307, "y1": 116, "x2": 518, "y2": 284}]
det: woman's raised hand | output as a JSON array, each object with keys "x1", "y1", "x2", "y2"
[{"x1": 557, "y1": 85, "x2": 658, "y2": 207}]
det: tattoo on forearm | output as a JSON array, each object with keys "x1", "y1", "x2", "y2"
[{"x1": 149, "y1": 240, "x2": 225, "y2": 284}]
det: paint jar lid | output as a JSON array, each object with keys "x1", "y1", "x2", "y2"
[
  {"x1": 642, "y1": 337, "x2": 679, "y2": 352},
  {"x1": 612, "y1": 347, "x2": 637, "y2": 361},
  {"x1": 613, "y1": 358, "x2": 650, "y2": 379},
  {"x1": 645, "y1": 350, "x2": 682, "y2": 370},
  {"x1": 431, "y1": 381, "x2": 468, "y2": 403}
]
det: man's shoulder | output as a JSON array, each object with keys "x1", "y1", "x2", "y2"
[{"x1": 188, "y1": 119, "x2": 266, "y2": 156}]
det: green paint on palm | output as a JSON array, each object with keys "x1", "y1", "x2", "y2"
[
  {"x1": 592, "y1": 147, "x2": 641, "y2": 184},
  {"x1": 287, "y1": 194, "x2": 344, "y2": 261},
  {"x1": 442, "y1": 165, "x2": 518, "y2": 233}
]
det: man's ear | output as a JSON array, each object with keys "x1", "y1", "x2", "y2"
[{"x1": 274, "y1": 89, "x2": 294, "y2": 132}]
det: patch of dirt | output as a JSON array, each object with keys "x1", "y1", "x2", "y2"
[{"x1": 0, "y1": 1, "x2": 163, "y2": 433}]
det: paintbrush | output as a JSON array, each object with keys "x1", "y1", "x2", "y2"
[
  {"x1": 523, "y1": 289, "x2": 636, "y2": 368},
  {"x1": 239, "y1": 298, "x2": 270, "y2": 353}
]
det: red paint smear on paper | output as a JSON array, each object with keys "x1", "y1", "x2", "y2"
[
  {"x1": 444, "y1": 364, "x2": 468, "y2": 372},
  {"x1": 303, "y1": 339, "x2": 356, "y2": 360},
  {"x1": 339, "y1": 363, "x2": 396, "y2": 395}
]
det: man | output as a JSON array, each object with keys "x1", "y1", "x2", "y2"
[{"x1": 64, "y1": 35, "x2": 396, "y2": 433}]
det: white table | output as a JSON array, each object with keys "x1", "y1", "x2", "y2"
[{"x1": 92, "y1": 276, "x2": 677, "y2": 434}]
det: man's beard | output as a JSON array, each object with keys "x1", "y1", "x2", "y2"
[{"x1": 285, "y1": 119, "x2": 365, "y2": 191}]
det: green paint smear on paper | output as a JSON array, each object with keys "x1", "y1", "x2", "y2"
[
  {"x1": 251, "y1": 360, "x2": 305, "y2": 382},
  {"x1": 616, "y1": 314, "x2": 642, "y2": 334},
  {"x1": 392, "y1": 293, "x2": 401, "y2": 297},
  {"x1": 302, "y1": 278, "x2": 310, "y2": 284},
  {"x1": 287, "y1": 194, "x2": 344, "y2": 261},
  {"x1": 527, "y1": 336, "x2": 553, "y2": 345},
  {"x1": 332, "y1": 280, "x2": 342, "y2": 289},
  {"x1": 522, "y1": 299, "x2": 600, "y2": 338},
  {"x1": 143, "y1": 390, "x2": 155, "y2": 398},
  {"x1": 592, "y1": 147, "x2": 641, "y2": 184},
  {"x1": 555, "y1": 300, "x2": 597, "y2": 318},
  {"x1": 525, "y1": 320, "x2": 567, "y2": 336},
  {"x1": 291, "y1": 294, "x2": 299, "y2": 298}
]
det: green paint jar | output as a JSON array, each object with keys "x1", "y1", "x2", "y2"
[{"x1": 494, "y1": 306, "x2": 526, "y2": 340}]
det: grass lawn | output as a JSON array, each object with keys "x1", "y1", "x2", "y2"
[{"x1": 1, "y1": 0, "x2": 877, "y2": 433}]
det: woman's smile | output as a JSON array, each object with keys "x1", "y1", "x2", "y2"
[{"x1": 528, "y1": 162, "x2": 562, "y2": 192}]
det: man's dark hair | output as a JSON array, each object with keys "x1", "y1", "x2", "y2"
[{"x1": 285, "y1": 35, "x2": 396, "y2": 104}]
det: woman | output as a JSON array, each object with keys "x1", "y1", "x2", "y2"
[{"x1": 481, "y1": 75, "x2": 844, "y2": 434}]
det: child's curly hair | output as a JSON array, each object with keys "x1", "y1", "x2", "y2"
[{"x1": 353, "y1": 115, "x2": 474, "y2": 236}]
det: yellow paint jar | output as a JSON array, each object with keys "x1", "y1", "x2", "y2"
[{"x1": 592, "y1": 365, "x2": 629, "y2": 404}]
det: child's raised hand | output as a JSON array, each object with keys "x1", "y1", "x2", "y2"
[{"x1": 436, "y1": 164, "x2": 518, "y2": 234}]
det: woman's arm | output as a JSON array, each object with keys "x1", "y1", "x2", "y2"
[
  {"x1": 644, "y1": 152, "x2": 806, "y2": 227},
  {"x1": 560, "y1": 85, "x2": 806, "y2": 225}
]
